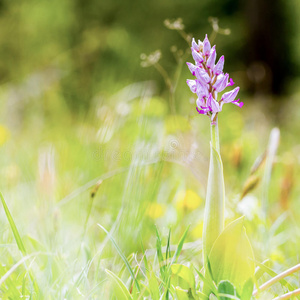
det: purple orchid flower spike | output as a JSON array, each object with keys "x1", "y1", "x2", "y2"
[{"x1": 186, "y1": 35, "x2": 242, "y2": 123}]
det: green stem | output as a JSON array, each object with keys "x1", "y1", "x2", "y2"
[
  {"x1": 202, "y1": 118, "x2": 224, "y2": 265},
  {"x1": 253, "y1": 263, "x2": 300, "y2": 296},
  {"x1": 211, "y1": 119, "x2": 220, "y2": 153}
]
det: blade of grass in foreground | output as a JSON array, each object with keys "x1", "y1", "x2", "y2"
[
  {"x1": 0, "y1": 254, "x2": 36, "y2": 286},
  {"x1": 170, "y1": 225, "x2": 190, "y2": 266},
  {"x1": 97, "y1": 223, "x2": 140, "y2": 292},
  {"x1": 0, "y1": 192, "x2": 26, "y2": 255},
  {"x1": 254, "y1": 260, "x2": 296, "y2": 292},
  {"x1": 0, "y1": 192, "x2": 40, "y2": 296},
  {"x1": 155, "y1": 226, "x2": 166, "y2": 280}
]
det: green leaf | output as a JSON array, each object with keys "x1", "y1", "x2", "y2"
[
  {"x1": 105, "y1": 269, "x2": 133, "y2": 300},
  {"x1": 240, "y1": 278, "x2": 254, "y2": 300},
  {"x1": 194, "y1": 267, "x2": 218, "y2": 297},
  {"x1": 174, "y1": 287, "x2": 190, "y2": 300},
  {"x1": 202, "y1": 143, "x2": 225, "y2": 266},
  {"x1": 208, "y1": 217, "x2": 255, "y2": 296},
  {"x1": 148, "y1": 271, "x2": 160, "y2": 300},
  {"x1": 98, "y1": 224, "x2": 140, "y2": 292},
  {"x1": 171, "y1": 264, "x2": 195, "y2": 289},
  {"x1": 170, "y1": 225, "x2": 190, "y2": 266},
  {"x1": 0, "y1": 192, "x2": 40, "y2": 296},
  {"x1": 217, "y1": 280, "x2": 236, "y2": 300},
  {"x1": 166, "y1": 228, "x2": 171, "y2": 262},
  {"x1": 155, "y1": 226, "x2": 166, "y2": 280},
  {"x1": 0, "y1": 192, "x2": 26, "y2": 255}
]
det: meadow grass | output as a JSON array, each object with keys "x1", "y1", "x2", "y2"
[{"x1": 0, "y1": 83, "x2": 299, "y2": 299}]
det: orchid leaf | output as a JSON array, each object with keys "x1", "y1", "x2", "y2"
[
  {"x1": 202, "y1": 143, "x2": 225, "y2": 265},
  {"x1": 208, "y1": 217, "x2": 255, "y2": 296},
  {"x1": 240, "y1": 278, "x2": 254, "y2": 300}
]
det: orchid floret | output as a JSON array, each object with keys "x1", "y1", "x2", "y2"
[
  {"x1": 207, "y1": 46, "x2": 216, "y2": 70},
  {"x1": 186, "y1": 35, "x2": 242, "y2": 123}
]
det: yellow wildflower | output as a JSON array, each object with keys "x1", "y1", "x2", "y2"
[
  {"x1": 146, "y1": 202, "x2": 166, "y2": 219},
  {"x1": 176, "y1": 189, "x2": 202, "y2": 211}
]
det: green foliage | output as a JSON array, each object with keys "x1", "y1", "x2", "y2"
[
  {"x1": 202, "y1": 141, "x2": 225, "y2": 266},
  {"x1": 209, "y1": 218, "x2": 255, "y2": 296},
  {"x1": 98, "y1": 224, "x2": 140, "y2": 292},
  {"x1": 171, "y1": 264, "x2": 195, "y2": 289},
  {"x1": 0, "y1": 192, "x2": 27, "y2": 255},
  {"x1": 105, "y1": 269, "x2": 133, "y2": 300},
  {"x1": 0, "y1": 5, "x2": 299, "y2": 299},
  {"x1": 217, "y1": 280, "x2": 237, "y2": 300}
]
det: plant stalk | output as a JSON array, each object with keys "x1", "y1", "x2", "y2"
[
  {"x1": 202, "y1": 118, "x2": 225, "y2": 266},
  {"x1": 253, "y1": 263, "x2": 300, "y2": 296},
  {"x1": 211, "y1": 119, "x2": 220, "y2": 153}
]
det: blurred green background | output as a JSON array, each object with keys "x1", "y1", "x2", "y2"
[
  {"x1": 0, "y1": 0, "x2": 299, "y2": 298},
  {"x1": 0, "y1": 0, "x2": 299, "y2": 113}
]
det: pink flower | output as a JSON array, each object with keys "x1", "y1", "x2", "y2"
[{"x1": 186, "y1": 35, "x2": 242, "y2": 123}]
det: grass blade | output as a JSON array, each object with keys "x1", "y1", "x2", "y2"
[
  {"x1": 170, "y1": 225, "x2": 190, "y2": 265},
  {"x1": 254, "y1": 260, "x2": 296, "y2": 292},
  {"x1": 0, "y1": 192, "x2": 40, "y2": 296},
  {"x1": 98, "y1": 223, "x2": 140, "y2": 292},
  {"x1": 165, "y1": 228, "x2": 171, "y2": 262},
  {"x1": 155, "y1": 226, "x2": 166, "y2": 280},
  {"x1": 0, "y1": 192, "x2": 26, "y2": 255},
  {"x1": 105, "y1": 269, "x2": 133, "y2": 300},
  {"x1": 0, "y1": 253, "x2": 36, "y2": 286}
]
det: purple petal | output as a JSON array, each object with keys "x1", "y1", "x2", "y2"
[
  {"x1": 186, "y1": 62, "x2": 198, "y2": 76},
  {"x1": 207, "y1": 46, "x2": 216, "y2": 69},
  {"x1": 192, "y1": 49, "x2": 203, "y2": 64},
  {"x1": 232, "y1": 99, "x2": 244, "y2": 107},
  {"x1": 196, "y1": 80, "x2": 209, "y2": 98},
  {"x1": 221, "y1": 87, "x2": 240, "y2": 103},
  {"x1": 198, "y1": 39, "x2": 203, "y2": 50},
  {"x1": 196, "y1": 107, "x2": 209, "y2": 115},
  {"x1": 195, "y1": 68, "x2": 210, "y2": 84},
  {"x1": 196, "y1": 97, "x2": 206, "y2": 108},
  {"x1": 214, "y1": 55, "x2": 224, "y2": 75},
  {"x1": 207, "y1": 94, "x2": 220, "y2": 112},
  {"x1": 186, "y1": 79, "x2": 197, "y2": 93},
  {"x1": 192, "y1": 38, "x2": 199, "y2": 51},
  {"x1": 214, "y1": 73, "x2": 229, "y2": 92},
  {"x1": 227, "y1": 78, "x2": 235, "y2": 86},
  {"x1": 203, "y1": 34, "x2": 211, "y2": 56}
]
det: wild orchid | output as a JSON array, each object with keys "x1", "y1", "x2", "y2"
[
  {"x1": 187, "y1": 35, "x2": 255, "y2": 299},
  {"x1": 186, "y1": 35, "x2": 243, "y2": 124}
]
